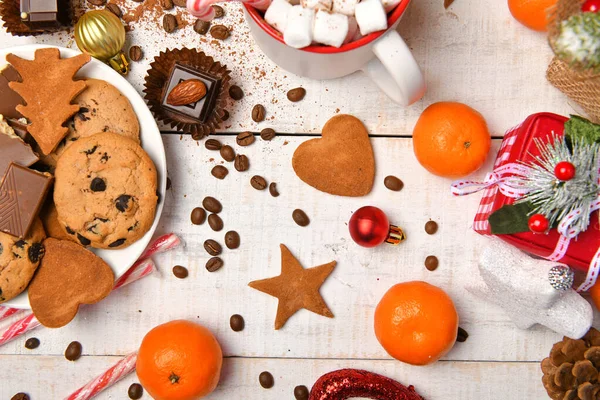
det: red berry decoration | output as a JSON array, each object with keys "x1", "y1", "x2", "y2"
[
  {"x1": 554, "y1": 161, "x2": 576, "y2": 181},
  {"x1": 348, "y1": 206, "x2": 406, "y2": 248},
  {"x1": 529, "y1": 214, "x2": 549, "y2": 234},
  {"x1": 582, "y1": 0, "x2": 600, "y2": 12}
]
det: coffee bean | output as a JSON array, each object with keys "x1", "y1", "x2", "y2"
[
  {"x1": 88, "y1": 0, "x2": 105, "y2": 6},
  {"x1": 172, "y1": 0, "x2": 185, "y2": 6},
  {"x1": 457, "y1": 327, "x2": 469, "y2": 343},
  {"x1": 234, "y1": 154, "x2": 249, "y2": 171},
  {"x1": 204, "y1": 239, "x2": 222, "y2": 256},
  {"x1": 128, "y1": 383, "x2": 144, "y2": 399},
  {"x1": 65, "y1": 341, "x2": 82, "y2": 361},
  {"x1": 172, "y1": 265, "x2": 189, "y2": 279},
  {"x1": 425, "y1": 220, "x2": 438, "y2": 235},
  {"x1": 287, "y1": 87, "x2": 306, "y2": 102},
  {"x1": 212, "y1": 4, "x2": 224, "y2": 17},
  {"x1": 90, "y1": 177, "x2": 106, "y2": 192},
  {"x1": 250, "y1": 175, "x2": 267, "y2": 190},
  {"x1": 260, "y1": 128, "x2": 276, "y2": 141},
  {"x1": 211, "y1": 165, "x2": 229, "y2": 179},
  {"x1": 384, "y1": 175, "x2": 403, "y2": 191},
  {"x1": 294, "y1": 385, "x2": 309, "y2": 400},
  {"x1": 205, "y1": 138, "x2": 222, "y2": 150},
  {"x1": 208, "y1": 213, "x2": 224, "y2": 231},
  {"x1": 220, "y1": 145, "x2": 235, "y2": 162},
  {"x1": 268, "y1": 182, "x2": 279, "y2": 197},
  {"x1": 194, "y1": 19, "x2": 210, "y2": 34},
  {"x1": 128, "y1": 45, "x2": 143, "y2": 61},
  {"x1": 163, "y1": 14, "x2": 177, "y2": 33},
  {"x1": 206, "y1": 256, "x2": 223, "y2": 272},
  {"x1": 229, "y1": 85, "x2": 244, "y2": 100},
  {"x1": 252, "y1": 104, "x2": 266, "y2": 122},
  {"x1": 11, "y1": 393, "x2": 29, "y2": 400},
  {"x1": 230, "y1": 314, "x2": 245, "y2": 331},
  {"x1": 259, "y1": 371, "x2": 274, "y2": 389},
  {"x1": 191, "y1": 207, "x2": 206, "y2": 225},
  {"x1": 225, "y1": 230, "x2": 240, "y2": 249},
  {"x1": 210, "y1": 24, "x2": 229, "y2": 40},
  {"x1": 425, "y1": 255, "x2": 439, "y2": 271},
  {"x1": 202, "y1": 196, "x2": 222, "y2": 213},
  {"x1": 292, "y1": 209, "x2": 310, "y2": 226},
  {"x1": 236, "y1": 131, "x2": 255, "y2": 146},
  {"x1": 160, "y1": 0, "x2": 173, "y2": 9},
  {"x1": 222, "y1": 110, "x2": 230, "y2": 121},
  {"x1": 105, "y1": 3, "x2": 122, "y2": 17},
  {"x1": 24, "y1": 337, "x2": 40, "y2": 349}
]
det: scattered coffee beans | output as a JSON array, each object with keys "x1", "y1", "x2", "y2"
[
  {"x1": 425, "y1": 220, "x2": 438, "y2": 235},
  {"x1": 251, "y1": 175, "x2": 267, "y2": 190},
  {"x1": 210, "y1": 25, "x2": 230, "y2": 40},
  {"x1": 260, "y1": 128, "x2": 276, "y2": 141},
  {"x1": 191, "y1": 207, "x2": 206, "y2": 225},
  {"x1": 203, "y1": 196, "x2": 222, "y2": 213},
  {"x1": 128, "y1": 45, "x2": 143, "y2": 61},
  {"x1": 225, "y1": 230, "x2": 240, "y2": 249},
  {"x1": 206, "y1": 256, "x2": 224, "y2": 272},
  {"x1": 425, "y1": 255, "x2": 439, "y2": 271},
  {"x1": 222, "y1": 110, "x2": 230, "y2": 121},
  {"x1": 230, "y1": 314, "x2": 245, "y2": 332},
  {"x1": 172, "y1": 265, "x2": 188, "y2": 279},
  {"x1": 269, "y1": 182, "x2": 279, "y2": 197},
  {"x1": 212, "y1": 4, "x2": 224, "y2": 17},
  {"x1": 88, "y1": 0, "x2": 105, "y2": 6},
  {"x1": 237, "y1": 131, "x2": 255, "y2": 146},
  {"x1": 211, "y1": 165, "x2": 229, "y2": 179},
  {"x1": 163, "y1": 14, "x2": 177, "y2": 33},
  {"x1": 287, "y1": 87, "x2": 306, "y2": 102},
  {"x1": 11, "y1": 393, "x2": 29, "y2": 400},
  {"x1": 457, "y1": 327, "x2": 469, "y2": 343},
  {"x1": 259, "y1": 371, "x2": 275, "y2": 389},
  {"x1": 294, "y1": 385, "x2": 310, "y2": 400},
  {"x1": 292, "y1": 209, "x2": 310, "y2": 226},
  {"x1": 65, "y1": 341, "x2": 82, "y2": 361},
  {"x1": 194, "y1": 19, "x2": 210, "y2": 34},
  {"x1": 220, "y1": 145, "x2": 235, "y2": 161},
  {"x1": 229, "y1": 85, "x2": 244, "y2": 100},
  {"x1": 128, "y1": 383, "x2": 144, "y2": 399},
  {"x1": 205, "y1": 138, "x2": 222, "y2": 150},
  {"x1": 208, "y1": 213, "x2": 224, "y2": 231},
  {"x1": 384, "y1": 175, "x2": 403, "y2": 191},
  {"x1": 24, "y1": 337, "x2": 40, "y2": 349},
  {"x1": 160, "y1": 0, "x2": 173, "y2": 9},
  {"x1": 252, "y1": 104, "x2": 266, "y2": 122},
  {"x1": 106, "y1": 3, "x2": 122, "y2": 17},
  {"x1": 234, "y1": 154, "x2": 249, "y2": 171},
  {"x1": 204, "y1": 239, "x2": 222, "y2": 256}
]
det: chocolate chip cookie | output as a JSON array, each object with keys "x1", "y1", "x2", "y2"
[
  {"x1": 54, "y1": 132, "x2": 158, "y2": 249},
  {"x1": 0, "y1": 218, "x2": 45, "y2": 303}
]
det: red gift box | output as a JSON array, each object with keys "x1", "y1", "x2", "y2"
[{"x1": 471, "y1": 112, "x2": 600, "y2": 273}]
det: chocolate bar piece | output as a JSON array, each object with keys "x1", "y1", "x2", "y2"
[
  {"x1": 0, "y1": 127, "x2": 38, "y2": 180},
  {"x1": 20, "y1": 0, "x2": 61, "y2": 28},
  {"x1": 0, "y1": 162, "x2": 52, "y2": 238},
  {"x1": 0, "y1": 65, "x2": 24, "y2": 120},
  {"x1": 161, "y1": 62, "x2": 221, "y2": 124}
]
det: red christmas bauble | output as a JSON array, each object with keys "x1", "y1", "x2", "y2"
[
  {"x1": 349, "y1": 206, "x2": 390, "y2": 248},
  {"x1": 528, "y1": 214, "x2": 549, "y2": 234},
  {"x1": 554, "y1": 161, "x2": 576, "y2": 181},
  {"x1": 582, "y1": 0, "x2": 600, "y2": 12}
]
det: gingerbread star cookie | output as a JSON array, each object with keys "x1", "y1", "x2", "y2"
[{"x1": 249, "y1": 244, "x2": 336, "y2": 330}]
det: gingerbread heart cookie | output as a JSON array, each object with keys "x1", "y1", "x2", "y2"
[
  {"x1": 28, "y1": 238, "x2": 114, "y2": 328},
  {"x1": 292, "y1": 115, "x2": 375, "y2": 197}
]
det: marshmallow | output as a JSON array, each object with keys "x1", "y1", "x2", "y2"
[
  {"x1": 331, "y1": 0, "x2": 358, "y2": 16},
  {"x1": 355, "y1": 0, "x2": 387, "y2": 35},
  {"x1": 313, "y1": 11, "x2": 348, "y2": 47},
  {"x1": 301, "y1": 0, "x2": 332, "y2": 10},
  {"x1": 382, "y1": 0, "x2": 400, "y2": 12},
  {"x1": 343, "y1": 16, "x2": 361, "y2": 44},
  {"x1": 283, "y1": 6, "x2": 315, "y2": 49},
  {"x1": 265, "y1": 0, "x2": 293, "y2": 33}
]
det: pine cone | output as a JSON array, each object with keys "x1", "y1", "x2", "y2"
[{"x1": 542, "y1": 328, "x2": 600, "y2": 399}]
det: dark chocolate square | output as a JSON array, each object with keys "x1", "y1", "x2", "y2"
[
  {"x1": 20, "y1": 0, "x2": 60, "y2": 27},
  {"x1": 161, "y1": 62, "x2": 221, "y2": 124}
]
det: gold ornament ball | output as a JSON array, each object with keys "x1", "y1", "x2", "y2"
[{"x1": 75, "y1": 10, "x2": 125, "y2": 61}]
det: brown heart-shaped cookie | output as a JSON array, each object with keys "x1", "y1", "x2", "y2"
[
  {"x1": 292, "y1": 115, "x2": 375, "y2": 197},
  {"x1": 28, "y1": 238, "x2": 114, "y2": 328}
]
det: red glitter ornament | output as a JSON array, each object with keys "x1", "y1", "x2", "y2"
[
  {"x1": 528, "y1": 214, "x2": 549, "y2": 234},
  {"x1": 554, "y1": 161, "x2": 576, "y2": 181},
  {"x1": 348, "y1": 206, "x2": 406, "y2": 248},
  {"x1": 582, "y1": 0, "x2": 600, "y2": 12}
]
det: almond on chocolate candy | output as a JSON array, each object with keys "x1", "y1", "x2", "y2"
[{"x1": 167, "y1": 79, "x2": 207, "y2": 106}]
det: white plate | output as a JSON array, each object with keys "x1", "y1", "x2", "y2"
[{"x1": 1, "y1": 45, "x2": 167, "y2": 309}]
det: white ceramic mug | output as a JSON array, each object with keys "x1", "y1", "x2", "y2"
[{"x1": 243, "y1": 1, "x2": 425, "y2": 105}]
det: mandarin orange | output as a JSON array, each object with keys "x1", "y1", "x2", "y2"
[{"x1": 508, "y1": 0, "x2": 557, "y2": 31}]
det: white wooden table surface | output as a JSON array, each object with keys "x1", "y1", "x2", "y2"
[{"x1": 0, "y1": 0, "x2": 588, "y2": 398}]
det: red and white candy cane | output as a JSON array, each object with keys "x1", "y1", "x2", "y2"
[
  {"x1": 65, "y1": 352, "x2": 138, "y2": 400},
  {"x1": 186, "y1": 0, "x2": 271, "y2": 20},
  {"x1": 0, "y1": 306, "x2": 22, "y2": 322}
]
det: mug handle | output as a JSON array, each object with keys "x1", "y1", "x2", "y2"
[{"x1": 361, "y1": 30, "x2": 426, "y2": 106}]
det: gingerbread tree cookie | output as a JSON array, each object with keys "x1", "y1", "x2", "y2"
[{"x1": 7, "y1": 48, "x2": 90, "y2": 155}]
